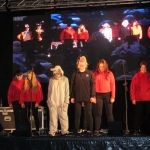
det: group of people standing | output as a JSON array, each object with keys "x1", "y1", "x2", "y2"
[
  {"x1": 47, "y1": 56, "x2": 115, "y2": 136},
  {"x1": 7, "y1": 54, "x2": 150, "y2": 136},
  {"x1": 8, "y1": 70, "x2": 43, "y2": 136}
]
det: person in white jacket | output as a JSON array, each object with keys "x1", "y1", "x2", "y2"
[{"x1": 47, "y1": 65, "x2": 69, "y2": 136}]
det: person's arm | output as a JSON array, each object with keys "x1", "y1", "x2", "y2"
[
  {"x1": 139, "y1": 25, "x2": 142, "y2": 39},
  {"x1": 64, "y1": 78, "x2": 70, "y2": 104},
  {"x1": 70, "y1": 72, "x2": 75, "y2": 103},
  {"x1": 85, "y1": 30, "x2": 89, "y2": 42},
  {"x1": 147, "y1": 27, "x2": 150, "y2": 38},
  {"x1": 130, "y1": 74, "x2": 137, "y2": 104},
  {"x1": 36, "y1": 81, "x2": 43, "y2": 104},
  {"x1": 90, "y1": 72, "x2": 96, "y2": 98}
]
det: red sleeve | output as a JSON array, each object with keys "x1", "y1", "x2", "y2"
[
  {"x1": 147, "y1": 27, "x2": 150, "y2": 38},
  {"x1": 85, "y1": 31, "x2": 89, "y2": 41},
  {"x1": 20, "y1": 86, "x2": 25, "y2": 104},
  {"x1": 130, "y1": 74, "x2": 137, "y2": 100},
  {"x1": 110, "y1": 72, "x2": 115, "y2": 99},
  {"x1": 36, "y1": 81, "x2": 43, "y2": 104},
  {"x1": 74, "y1": 31, "x2": 77, "y2": 41}
]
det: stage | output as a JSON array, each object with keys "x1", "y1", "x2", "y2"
[{"x1": 0, "y1": 131, "x2": 150, "y2": 150}]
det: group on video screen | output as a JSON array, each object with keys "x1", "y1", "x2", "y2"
[{"x1": 13, "y1": 8, "x2": 150, "y2": 82}]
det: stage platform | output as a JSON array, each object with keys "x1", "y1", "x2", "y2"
[{"x1": 0, "y1": 132, "x2": 150, "y2": 150}]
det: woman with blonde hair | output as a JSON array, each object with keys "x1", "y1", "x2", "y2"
[
  {"x1": 70, "y1": 55, "x2": 96, "y2": 135},
  {"x1": 74, "y1": 24, "x2": 89, "y2": 49},
  {"x1": 93, "y1": 59, "x2": 115, "y2": 136},
  {"x1": 20, "y1": 70, "x2": 43, "y2": 135}
]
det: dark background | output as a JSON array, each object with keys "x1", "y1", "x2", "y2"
[{"x1": 0, "y1": 5, "x2": 147, "y2": 131}]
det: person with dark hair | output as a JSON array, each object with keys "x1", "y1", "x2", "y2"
[
  {"x1": 20, "y1": 70, "x2": 43, "y2": 135},
  {"x1": 70, "y1": 56, "x2": 96, "y2": 135},
  {"x1": 60, "y1": 24, "x2": 75, "y2": 50},
  {"x1": 34, "y1": 23, "x2": 44, "y2": 53},
  {"x1": 130, "y1": 61, "x2": 150, "y2": 135},
  {"x1": 118, "y1": 20, "x2": 131, "y2": 44},
  {"x1": 7, "y1": 70, "x2": 24, "y2": 130},
  {"x1": 17, "y1": 24, "x2": 32, "y2": 42},
  {"x1": 47, "y1": 65, "x2": 69, "y2": 136},
  {"x1": 93, "y1": 59, "x2": 115, "y2": 136}
]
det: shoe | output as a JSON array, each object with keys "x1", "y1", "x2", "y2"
[
  {"x1": 94, "y1": 130, "x2": 101, "y2": 136},
  {"x1": 61, "y1": 133, "x2": 69, "y2": 136},
  {"x1": 48, "y1": 132, "x2": 55, "y2": 136},
  {"x1": 82, "y1": 129, "x2": 87, "y2": 133},
  {"x1": 77, "y1": 129, "x2": 82, "y2": 134},
  {"x1": 33, "y1": 131, "x2": 39, "y2": 137},
  {"x1": 133, "y1": 130, "x2": 139, "y2": 135}
]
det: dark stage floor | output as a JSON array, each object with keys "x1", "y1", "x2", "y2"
[{"x1": 0, "y1": 131, "x2": 150, "y2": 150}]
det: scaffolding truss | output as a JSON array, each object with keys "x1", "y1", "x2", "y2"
[{"x1": 0, "y1": 0, "x2": 150, "y2": 12}]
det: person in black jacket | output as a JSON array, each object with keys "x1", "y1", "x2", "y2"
[{"x1": 70, "y1": 55, "x2": 96, "y2": 135}]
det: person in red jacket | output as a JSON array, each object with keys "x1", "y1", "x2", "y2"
[
  {"x1": 130, "y1": 61, "x2": 150, "y2": 135},
  {"x1": 60, "y1": 23, "x2": 75, "y2": 50},
  {"x1": 74, "y1": 24, "x2": 89, "y2": 50},
  {"x1": 7, "y1": 70, "x2": 24, "y2": 129},
  {"x1": 93, "y1": 59, "x2": 115, "y2": 136},
  {"x1": 20, "y1": 70, "x2": 43, "y2": 135}
]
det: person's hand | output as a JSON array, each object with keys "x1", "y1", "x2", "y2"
[
  {"x1": 35, "y1": 103, "x2": 39, "y2": 108},
  {"x1": 71, "y1": 98, "x2": 75, "y2": 103},
  {"x1": 110, "y1": 99, "x2": 115, "y2": 103},
  {"x1": 90, "y1": 97, "x2": 96, "y2": 103},
  {"x1": 132, "y1": 100, "x2": 136, "y2": 105},
  {"x1": 82, "y1": 102, "x2": 84, "y2": 107},
  {"x1": 21, "y1": 104, "x2": 25, "y2": 108},
  {"x1": 9, "y1": 104, "x2": 13, "y2": 108}
]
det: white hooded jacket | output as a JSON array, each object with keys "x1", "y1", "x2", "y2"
[{"x1": 47, "y1": 66, "x2": 70, "y2": 108}]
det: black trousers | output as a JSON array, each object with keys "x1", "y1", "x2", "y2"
[
  {"x1": 22, "y1": 102, "x2": 39, "y2": 131},
  {"x1": 134, "y1": 101, "x2": 150, "y2": 131},
  {"x1": 94, "y1": 92, "x2": 114, "y2": 130},
  {"x1": 75, "y1": 102, "x2": 93, "y2": 131},
  {"x1": 12, "y1": 100, "x2": 23, "y2": 128}
]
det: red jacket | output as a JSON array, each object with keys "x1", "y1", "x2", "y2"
[
  {"x1": 93, "y1": 71, "x2": 115, "y2": 99},
  {"x1": 60, "y1": 27, "x2": 75, "y2": 41},
  {"x1": 20, "y1": 81, "x2": 43, "y2": 104},
  {"x1": 130, "y1": 72, "x2": 150, "y2": 101},
  {"x1": 7, "y1": 78, "x2": 24, "y2": 104},
  {"x1": 74, "y1": 30, "x2": 89, "y2": 41}
]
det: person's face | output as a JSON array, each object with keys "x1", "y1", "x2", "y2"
[
  {"x1": 133, "y1": 22, "x2": 136, "y2": 26},
  {"x1": 122, "y1": 20, "x2": 128, "y2": 27},
  {"x1": 25, "y1": 27, "x2": 29, "y2": 31},
  {"x1": 80, "y1": 25, "x2": 84, "y2": 30},
  {"x1": 140, "y1": 65, "x2": 146, "y2": 73},
  {"x1": 16, "y1": 75, "x2": 23, "y2": 80},
  {"x1": 78, "y1": 57, "x2": 86, "y2": 70},
  {"x1": 55, "y1": 73, "x2": 61, "y2": 78},
  {"x1": 37, "y1": 25, "x2": 41, "y2": 29},
  {"x1": 27, "y1": 73, "x2": 32, "y2": 81},
  {"x1": 99, "y1": 63, "x2": 105, "y2": 72}
]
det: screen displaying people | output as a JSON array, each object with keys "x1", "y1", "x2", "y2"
[{"x1": 13, "y1": 7, "x2": 150, "y2": 82}]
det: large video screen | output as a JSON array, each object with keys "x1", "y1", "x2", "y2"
[{"x1": 13, "y1": 7, "x2": 150, "y2": 82}]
